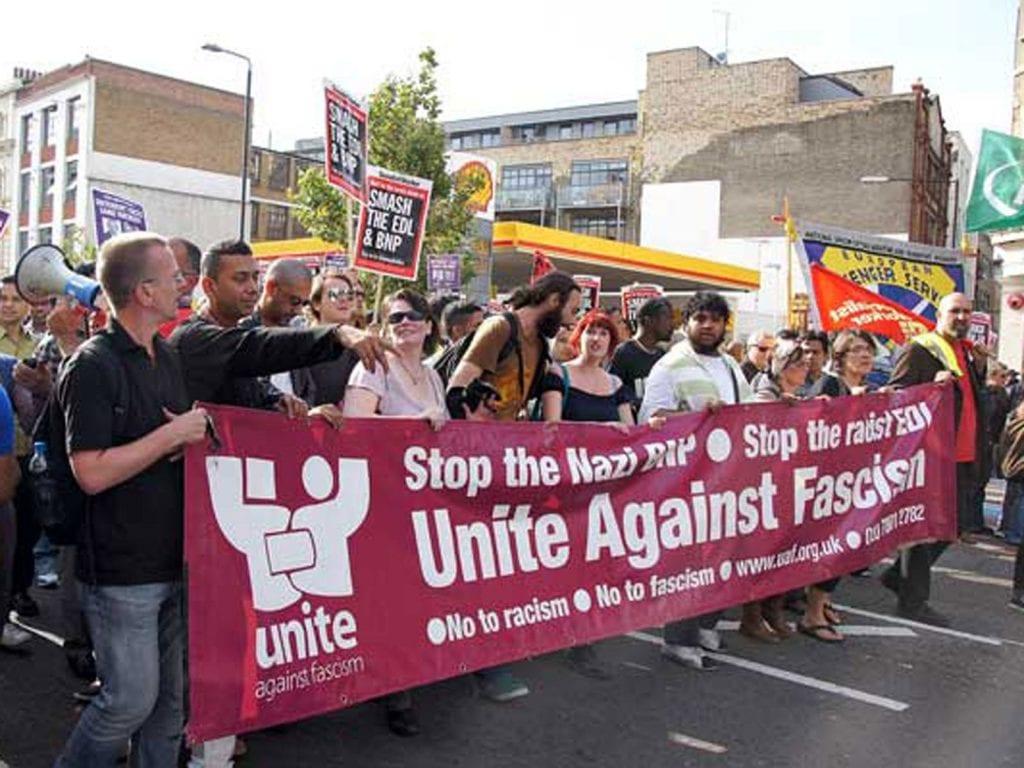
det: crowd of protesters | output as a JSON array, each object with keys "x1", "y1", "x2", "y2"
[{"x1": 0, "y1": 230, "x2": 1018, "y2": 766}]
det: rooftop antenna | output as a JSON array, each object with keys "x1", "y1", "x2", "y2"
[{"x1": 713, "y1": 9, "x2": 730, "y2": 64}]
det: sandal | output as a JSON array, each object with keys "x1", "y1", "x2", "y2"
[
  {"x1": 823, "y1": 604, "x2": 843, "y2": 626},
  {"x1": 798, "y1": 622, "x2": 844, "y2": 643}
]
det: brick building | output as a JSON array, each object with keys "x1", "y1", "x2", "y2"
[
  {"x1": 444, "y1": 47, "x2": 957, "y2": 329},
  {"x1": 9, "y1": 58, "x2": 248, "y2": 270},
  {"x1": 248, "y1": 146, "x2": 318, "y2": 242}
]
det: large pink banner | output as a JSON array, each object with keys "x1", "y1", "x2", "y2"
[{"x1": 185, "y1": 384, "x2": 956, "y2": 740}]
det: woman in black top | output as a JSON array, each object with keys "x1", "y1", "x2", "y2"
[
  {"x1": 299, "y1": 271, "x2": 361, "y2": 407},
  {"x1": 539, "y1": 310, "x2": 632, "y2": 679},
  {"x1": 810, "y1": 330, "x2": 877, "y2": 398}
]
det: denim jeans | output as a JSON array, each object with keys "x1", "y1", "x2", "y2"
[{"x1": 55, "y1": 580, "x2": 184, "y2": 768}]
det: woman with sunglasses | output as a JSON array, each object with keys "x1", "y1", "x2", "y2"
[
  {"x1": 539, "y1": 310, "x2": 633, "y2": 679},
  {"x1": 298, "y1": 271, "x2": 362, "y2": 408},
  {"x1": 342, "y1": 288, "x2": 445, "y2": 736}
]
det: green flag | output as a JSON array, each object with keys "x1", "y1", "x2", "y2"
[{"x1": 966, "y1": 129, "x2": 1024, "y2": 232}]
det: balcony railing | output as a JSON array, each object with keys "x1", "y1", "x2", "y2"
[
  {"x1": 496, "y1": 186, "x2": 552, "y2": 211},
  {"x1": 556, "y1": 182, "x2": 627, "y2": 209}
]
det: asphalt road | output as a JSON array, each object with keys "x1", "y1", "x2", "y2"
[{"x1": 2, "y1": 536, "x2": 1023, "y2": 768}]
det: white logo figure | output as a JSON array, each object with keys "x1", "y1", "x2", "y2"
[{"x1": 206, "y1": 455, "x2": 370, "y2": 612}]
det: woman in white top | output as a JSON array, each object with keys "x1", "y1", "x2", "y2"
[{"x1": 342, "y1": 288, "x2": 445, "y2": 737}]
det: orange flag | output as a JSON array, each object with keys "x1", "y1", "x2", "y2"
[
  {"x1": 531, "y1": 250, "x2": 555, "y2": 284},
  {"x1": 809, "y1": 264, "x2": 933, "y2": 344}
]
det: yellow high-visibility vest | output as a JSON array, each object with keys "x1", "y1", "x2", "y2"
[{"x1": 911, "y1": 331, "x2": 963, "y2": 377}]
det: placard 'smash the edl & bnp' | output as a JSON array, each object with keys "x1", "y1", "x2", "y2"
[{"x1": 353, "y1": 166, "x2": 432, "y2": 281}]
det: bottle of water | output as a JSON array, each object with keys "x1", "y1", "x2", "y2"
[{"x1": 28, "y1": 441, "x2": 48, "y2": 476}]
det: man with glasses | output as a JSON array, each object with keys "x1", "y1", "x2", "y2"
[
  {"x1": 882, "y1": 292, "x2": 988, "y2": 626},
  {"x1": 741, "y1": 329, "x2": 776, "y2": 383}
]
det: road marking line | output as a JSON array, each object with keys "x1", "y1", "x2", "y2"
[
  {"x1": 621, "y1": 661, "x2": 652, "y2": 672},
  {"x1": 932, "y1": 566, "x2": 1013, "y2": 588},
  {"x1": 667, "y1": 731, "x2": 728, "y2": 754},
  {"x1": 628, "y1": 631, "x2": 909, "y2": 712},
  {"x1": 831, "y1": 604, "x2": 1021, "y2": 647},
  {"x1": 9, "y1": 615, "x2": 65, "y2": 648},
  {"x1": 713, "y1": 621, "x2": 916, "y2": 638}
]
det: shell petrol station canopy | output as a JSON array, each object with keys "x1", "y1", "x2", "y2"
[
  {"x1": 250, "y1": 223, "x2": 760, "y2": 294},
  {"x1": 490, "y1": 221, "x2": 759, "y2": 293}
]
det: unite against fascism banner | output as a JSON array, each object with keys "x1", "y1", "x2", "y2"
[{"x1": 185, "y1": 385, "x2": 956, "y2": 741}]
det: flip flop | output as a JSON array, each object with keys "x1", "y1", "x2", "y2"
[
  {"x1": 798, "y1": 622, "x2": 844, "y2": 643},
  {"x1": 823, "y1": 604, "x2": 843, "y2": 626}
]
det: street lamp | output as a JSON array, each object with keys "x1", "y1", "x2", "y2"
[
  {"x1": 202, "y1": 43, "x2": 252, "y2": 242},
  {"x1": 859, "y1": 174, "x2": 960, "y2": 248}
]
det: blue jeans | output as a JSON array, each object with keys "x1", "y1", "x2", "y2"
[{"x1": 55, "y1": 580, "x2": 184, "y2": 768}]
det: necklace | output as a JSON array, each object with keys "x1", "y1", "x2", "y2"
[{"x1": 395, "y1": 355, "x2": 424, "y2": 385}]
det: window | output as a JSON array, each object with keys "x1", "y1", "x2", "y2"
[
  {"x1": 517, "y1": 126, "x2": 537, "y2": 142},
  {"x1": 249, "y1": 149, "x2": 261, "y2": 184},
  {"x1": 450, "y1": 135, "x2": 463, "y2": 150},
  {"x1": 65, "y1": 160, "x2": 78, "y2": 201},
  {"x1": 67, "y1": 97, "x2": 81, "y2": 144},
  {"x1": 570, "y1": 215, "x2": 621, "y2": 240},
  {"x1": 267, "y1": 205, "x2": 288, "y2": 240},
  {"x1": 39, "y1": 166, "x2": 55, "y2": 212},
  {"x1": 604, "y1": 120, "x2": 618, "y2": 136},
  {"x1": 571, "y1": 159, "x2": 628, "y2": 187},
  {"x1": 63, "y1": 223, "x2": 79, "y2": 249},
  {"x1": 20, "y1": 114, "x2": 35, "y2": 155},
  {"x1": 42, "y1": 106, "x2": 58, "y2": 147},
  {"x1": 38, "y1": 226, "x2": 52, "y2": 244},
  {"x1": 582, "y1": 122, "x2": 596, "y2": 138},
  {"x1": 268, "y1": 155, "x2": 290, "y2": 190},
  {"x1": 17, "y1": 230, "x2": 29, "y2": 257},
  {"x1": 559, "y1": 124, "x2": 574, "y2": 140},
  {"x1": 618, "y1": 117, "x2": 636, "y2": 134},
  {"x1": 501, "y1": 164, "x2": 552, "y2": 190},
  {"x1": 19, "y1": 171, "x2": 30, "y2": 212},
  {"x1": 481, "y1": 131, "x2": 501, "y2": 147},
  {"x1": 462, "y1": 133, "x2": 480, "y2": 149}
]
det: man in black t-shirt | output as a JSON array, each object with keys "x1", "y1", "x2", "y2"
[
  {"x1": 609, "y1": 297, "x2": 674, "y2": 411},
  {"x1": 56, "y1": 233, "x2": 209, "y2": 766}
]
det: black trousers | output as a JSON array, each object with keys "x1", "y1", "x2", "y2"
[
  {"x1": 883, "y1": 461, "x2": 974, "y2": 610},
  {"x1": 11, "y1": 457, "x2": 39, "y2": 597}
]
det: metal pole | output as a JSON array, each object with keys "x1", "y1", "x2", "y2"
[{"x1": 240, "y1": 63, "x2": 253, "y2": 241}]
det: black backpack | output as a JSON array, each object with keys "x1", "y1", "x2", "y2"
[
  {"x1": 433, "y1": 311, "x2": 549, "y2": 407},
  {"x1": 29, "y1": 336, "x2": 125, "y2": 545}
]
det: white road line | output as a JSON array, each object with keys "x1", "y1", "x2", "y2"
[
  {"x1": 628, "y1": 631, "x2": 910, "y2": 712},
  {"x1": 621, "y1": 661, "x2": 652, "y2": 672},
  {"x1": 9, "y1": 615, "x2": 65, "y2": 648},
  {"x1": 713, "y1": 621, "x2": 916, "y2": 638},
  {"x1": 832, "y1": 604, "x2": 1022, "y2": 647},
  {"x1": 932, "y1": 566, "x2": 1013, "y2": 588},
  {"x1": 667, "y1": 731, "x2": 728, "y2": 754}
]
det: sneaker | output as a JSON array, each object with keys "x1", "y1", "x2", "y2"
[
  {"x1": 897, "y1": 603, "x2": 950, "y2": 628},
  {"x1": 476, "y1": 670, "x2": 529, "y2": 702},
  {"x1": 660, "y1": 643, "x2": 717, "y2": 670},
  {"x1": 11, "y1": 592, "x2": 39, "y2": 618},
  {"x1": 697, "y1": 628, "x2": 725, "y2": 652},
  {"x1": 1009, "y1": 596, "x2": 1024, "y2": 613},
  {"x1": 0, "y1": 623, "x2": 32, "y2": 648},
  {"x1": 565, "y1": 645, "x2": 612, "y2": 681}
]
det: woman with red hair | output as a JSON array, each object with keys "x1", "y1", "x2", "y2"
[
  {"x1": 539, "y1": 310, "x2": 633, "y2": 680},
  {"x1": 540, "y1": 310, "x2": 634, "y2": 425}
]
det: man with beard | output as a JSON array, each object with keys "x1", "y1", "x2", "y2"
[
  {"x1": 639, "y1": 291, "x2": 754, "y2": 670},
  {"x1": 445, "y1": 271, "x2": 580, "y2": 702},
  {"x1": 447, "y1": 271, "x2": 581, "y2": 423},
  {"x1": 881, "y1": 292, "x2": 988, "y2": 626}
]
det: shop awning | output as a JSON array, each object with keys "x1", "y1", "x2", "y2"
[
  {"x1": 251, "y1": 237, "x2": 344, "y2": 262},
  {"x1": 491, "y1": 221, "x2": 759, "y2": 293}
]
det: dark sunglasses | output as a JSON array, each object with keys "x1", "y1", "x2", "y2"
[
  {"x1": 327, "y1": 288, "x2": 353, "y2": 301},
  {"x1": 387, "y1": 309, "x2": 426, "y2": 325}
]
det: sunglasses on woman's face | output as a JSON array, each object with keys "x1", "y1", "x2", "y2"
[
  {"x1": 387, "y1": 309, "x2": 426, "y2": 325},
  {"x1": 327, "y1": 288, "x2": 353, "y2": 302}
]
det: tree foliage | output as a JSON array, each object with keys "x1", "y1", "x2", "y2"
[{"x1": 292, "y1": 48, "x2": 480, "y2": 301}]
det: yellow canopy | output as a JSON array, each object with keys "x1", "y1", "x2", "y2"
[
  {"x1": 491, "y1": 221, "x2": 759, "y2": 293},
  {"x1": 251, "y1": 237, "x2": 343, "y2": 261}
]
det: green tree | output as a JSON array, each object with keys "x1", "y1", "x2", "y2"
[{"x1": 292, "y1": 48, "x2": 480, "y2": 305}]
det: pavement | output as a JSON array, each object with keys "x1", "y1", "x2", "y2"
[{"x1": 2, "y1": 536, "x2": 1023, "y2": 767}]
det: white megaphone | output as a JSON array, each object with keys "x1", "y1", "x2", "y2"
[{"x1": 15, "y1": 244, "x2": 101, "y2": 309}]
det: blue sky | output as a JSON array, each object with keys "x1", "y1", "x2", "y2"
[{"x1": 3, "y1": 0, "x2": 1016, "y2": 159}]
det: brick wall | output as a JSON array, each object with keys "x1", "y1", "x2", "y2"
[
  {"x1": 661, "y1": 98, "x2": 917, "y2": 238},
  {"x1": 827, "y1": 66, "x2": 893, "y2": 97},
  {"x1": 90, "y1": 61, "x2": 246, "y2": 176}
]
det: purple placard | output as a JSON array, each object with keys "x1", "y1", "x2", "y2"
[
  {"x1": 0, "y1": 208, "x2": 9, "y2": 242},
  {"x1": 92, "y1": 189, "x2": 147, "y2": 246},
  {"x1": 426, "y1": 254, "x2": 461, "y2": 293}
]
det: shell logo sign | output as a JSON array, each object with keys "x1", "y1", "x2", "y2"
[{"x1": 447, "y1": 152, "x2": 497, "y2": 221}]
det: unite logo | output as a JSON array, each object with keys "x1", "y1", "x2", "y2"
[{"x1": 206, "y1": 455, "x2": 370, "y2": 612}]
